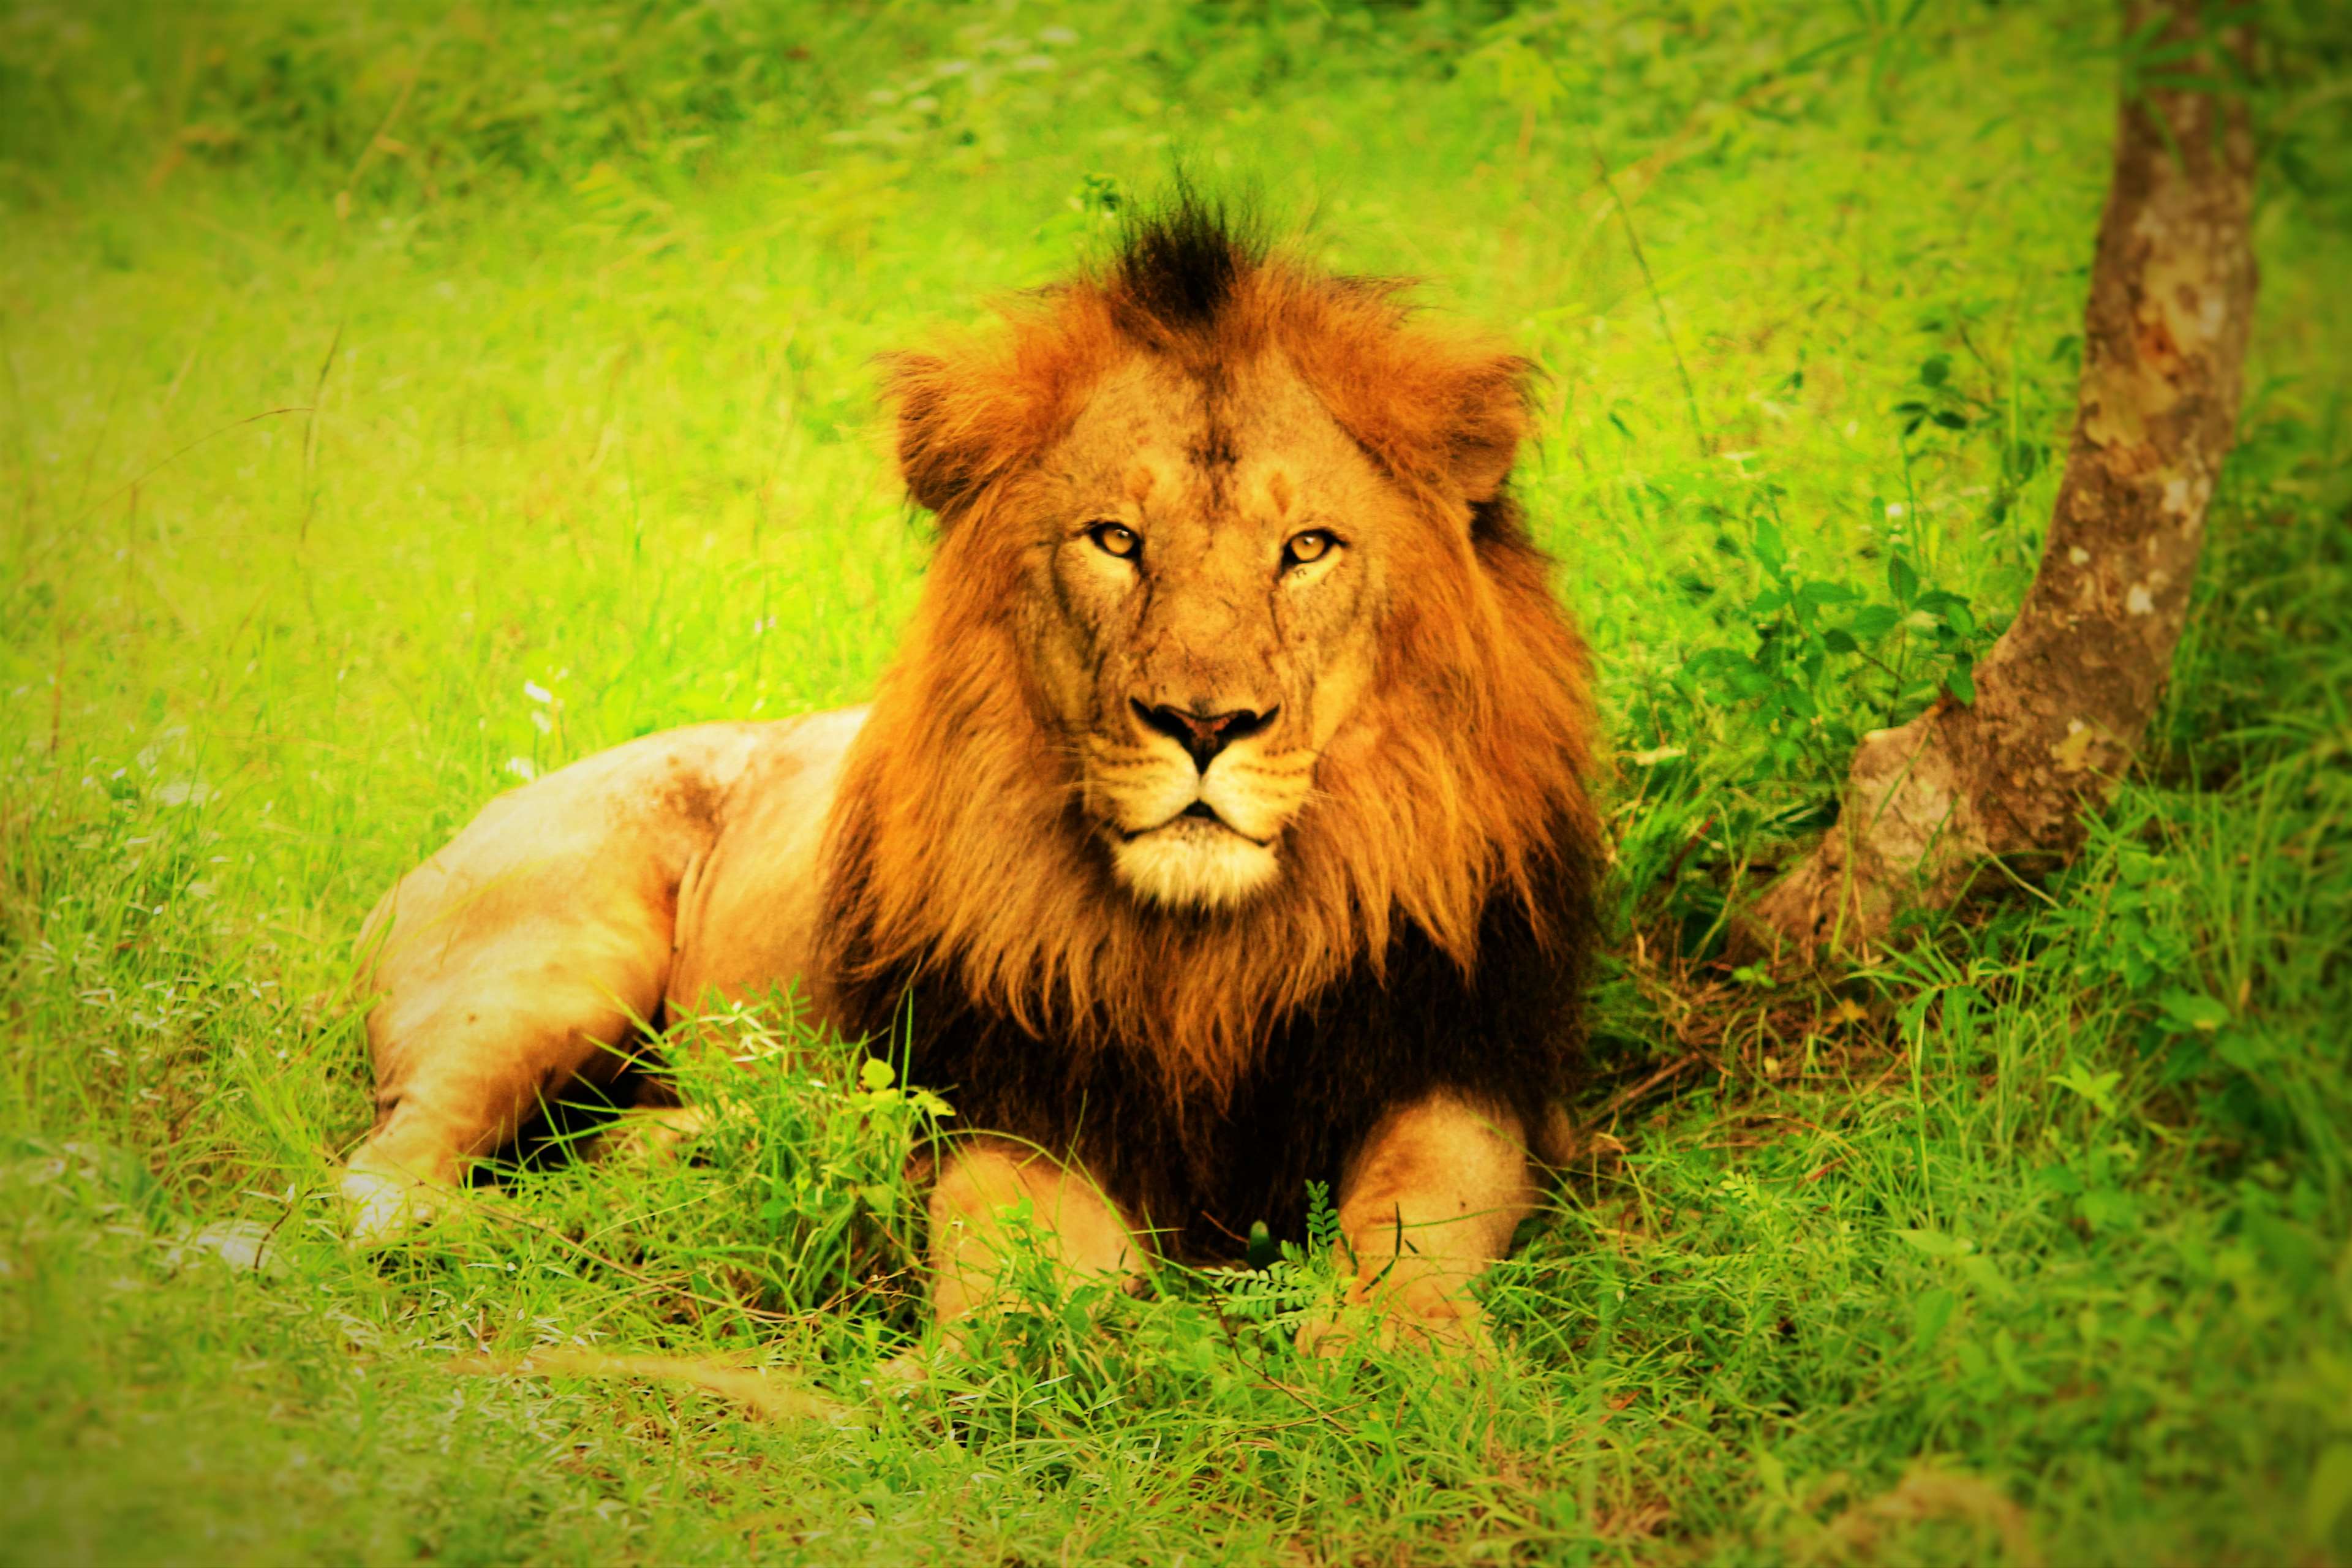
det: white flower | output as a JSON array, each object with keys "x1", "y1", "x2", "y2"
[
  {"x1": 504, "y1": 758, "x2": 538, "y2": 782},
  {"x1": 524, "y1": 680, "x2": 554, "y2": 704}
]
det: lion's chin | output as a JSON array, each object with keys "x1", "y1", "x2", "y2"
[{"x1": 1110, "y1": 818, "x2": 1282, "y2": 911}]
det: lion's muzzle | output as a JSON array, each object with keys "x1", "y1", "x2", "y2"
[{"x1": 1082, "y1": 698, "x2": 1313, "y2": 912}]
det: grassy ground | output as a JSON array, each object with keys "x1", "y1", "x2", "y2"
[{"x1": 4, "y1": 2, "x2": 2350, "y2": 1562}]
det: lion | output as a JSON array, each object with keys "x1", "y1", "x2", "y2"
[{"x1": 344, "y1": 200, "x2": 1602, "y2": 1355}]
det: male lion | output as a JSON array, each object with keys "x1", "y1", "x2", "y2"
[{"x1": 346, "y1": 202, "x2": 1601, "y2": 1354}]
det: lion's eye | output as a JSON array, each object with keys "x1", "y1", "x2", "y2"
[
  {"x1": 1283, "y1": 530, "x2": 1339, "y2": 570},
  {"x1": 1087, "y1": 522, "x2": 1141, "y2": 561}
]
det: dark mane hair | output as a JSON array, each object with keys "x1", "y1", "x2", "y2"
[
  {"x1": 860, "y1": 823, "x2": 1592, "y2": 1259},
  {"x1": 1108, "y1": 189, "x2": 1267, "y2": 337}
]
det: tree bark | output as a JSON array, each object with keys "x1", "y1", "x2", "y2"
[{"x1": 1744, "y1": 0, "x2": 2258, "y2": 960}]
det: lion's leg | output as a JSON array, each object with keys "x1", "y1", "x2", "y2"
[
  {"x1": 345, "y1": 929, "x2": 669, "y2": 1237},
  {"x1": 927, "y1": 1137, "x2": 1144, "y2": 1344},
  {"x1": 1300, "y1": 1091, "x2": 1540, "y2": 1359},
  {"x1": 342, "y1": 726, "x2": 777, "y2": 1240}
]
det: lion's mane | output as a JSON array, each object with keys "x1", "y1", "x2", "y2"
[{"x1": 821, "y1": 204, "x2": 1602, "y2": 1257}]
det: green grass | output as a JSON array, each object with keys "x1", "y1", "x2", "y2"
[{"x1": 4, "y1": 1, "x2": 2350, "y2": 1562}]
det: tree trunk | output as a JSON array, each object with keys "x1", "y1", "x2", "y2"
[{"x1": 1744, "y1": 0, "x2": 2258, "y2": 960}]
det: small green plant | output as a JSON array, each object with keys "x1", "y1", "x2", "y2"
[
  {"x1": 1683, "y1": 506, "x2": 1983, "y2": 786},
  {"x1": 1207, "y1": 1179, "x2": 1349, "y2": 1349},
  {"x1": 662, "y1": 998, "x2": 952, "y2": 1314}
]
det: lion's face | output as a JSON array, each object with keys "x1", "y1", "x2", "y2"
[{"x1": 1015, "y1": 357, "x2": 1403, "y2": 910}]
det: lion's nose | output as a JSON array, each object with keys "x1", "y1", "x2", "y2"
[{"x1": 1132, "y1": 699, "x2": 1277, "y2": 773}]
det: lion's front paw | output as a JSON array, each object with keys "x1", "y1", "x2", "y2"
[{"x1": 1294, "y1": 1276, "x2": 1496, "y2": 1365}]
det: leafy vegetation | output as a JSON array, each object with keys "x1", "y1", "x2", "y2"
[{"x1": 2, "y1": 1, "x2": 2348, "y2": 1562}]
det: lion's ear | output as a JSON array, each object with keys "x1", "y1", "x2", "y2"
[
  {"x1": 885, "y1": 350, "x2": 1039, "y2": 519},
  {"x1": 881, "y1": 352, "x2": 984, "y2": 517},
  {"x1": 1441, "y1": 356, "x2": 1535, "y2": 505}
]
